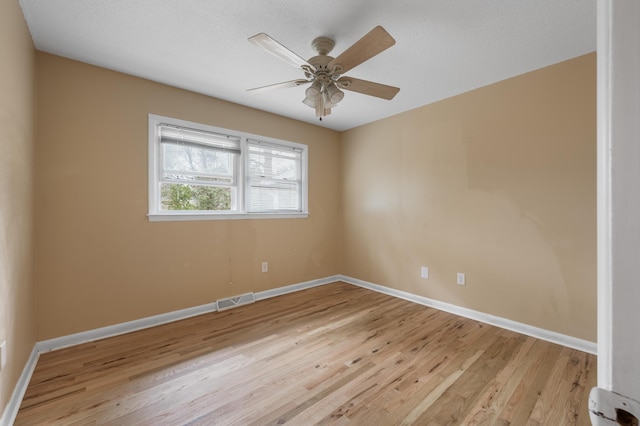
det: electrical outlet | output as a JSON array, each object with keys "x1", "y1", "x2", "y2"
[
  {"x1": 261, "y1": 262, "x2": 268, "y2": 273},
  {"x1": 0, "y1": 340, "x2": 6, "y2": 371},
  {"x1": 457, "y1": 273, "x2": 466, "y2": 286},
  {"x1": 420, "y1": 266, "x2": 429, "y2": 279}
]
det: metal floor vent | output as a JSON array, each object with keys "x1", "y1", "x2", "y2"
[{"x1": 216, "y1": 292, "x2": 256, "y2": 311}]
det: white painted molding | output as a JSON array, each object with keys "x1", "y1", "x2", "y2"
[
  {"x1": 0, "y1": 347, "x2": 39, "y2": 426},
  {"x1": 338, "y1": 275, "x2": 597, "y2": 355},
  {"x1": 36, "y1": 301, "x2": 219, "y2": 354},
  {"x1": 596, "y1": 0, "x2": 613, "y2": 390},
  {"x1": 596, "y1": 0, "x2": 640, "y2": 402},
  {"x1": 254, "y1": 275, "x2": 340, "y2": 301}
]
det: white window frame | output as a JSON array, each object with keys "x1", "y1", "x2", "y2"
[{"x1": 148, "y1": 114, "x2": 308, "y2": 221}]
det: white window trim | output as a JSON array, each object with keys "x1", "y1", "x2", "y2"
[{"x1": 148, "y1": 114, "x2": 309, "y2": 222}]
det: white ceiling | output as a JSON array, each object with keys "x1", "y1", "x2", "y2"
[{"x1": 19, "y1": 0, "x2": 596, "y2": 131}]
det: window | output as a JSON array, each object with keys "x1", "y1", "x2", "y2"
[
  {"x1": 247, "y1": 140, "x2": 304, "y2": 212},
  {"x1": 148, "y1": 114, "x2": 308, "y2": 221}
]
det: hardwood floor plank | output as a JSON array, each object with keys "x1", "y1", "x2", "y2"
[
  {"x1": 399, "y1": 348, "x2": 486, "y2": 425},
  {"x1": 15, "y1": 282, "x2": 595, "y2": 425},
  {"x1": 531, "y1": 348, "x2": 595, "y2": 426},
  {"x1": 497, "y1": 339, "x2": 565, "y2": 424},
  {"x1": 457, "y1": 335, "x2": 538, "y2": 424}
]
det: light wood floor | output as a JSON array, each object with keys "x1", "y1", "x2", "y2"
[{"x1": 16, "y1": 282, "x2": 595, "y2": 425}]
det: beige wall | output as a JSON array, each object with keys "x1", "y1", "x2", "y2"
[
  {"x1": 34, "y1": 52, "x2": 597, "y2": 342},
  {"x1": 34, "y1": 53, "x2": 343, "y2": 339},
  {"x1": 0, "y1": 0, "x2": 37, "y2": 418},
  {"x1": 342, "y1": 54, "x2": 596, "y2": 341}
]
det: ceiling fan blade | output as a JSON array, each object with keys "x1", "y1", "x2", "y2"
[
  {"x1": 248, "y1": 33, "x2": 312, "y2": 70},
  {"x1": 329, "y1": 26, "x2": 396, "y2": 74},
  {"x1": 338, "y1": 77, "x2": 400, "y2": 100},
  {"x1": 247, "y1": 79, "x2": 310, "y2": 94}
]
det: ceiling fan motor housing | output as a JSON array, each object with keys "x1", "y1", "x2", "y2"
[
  {"x1": 311, "y1": 36, "x2": 335, "y2": 55},
  {"x1": 304, "y1": 45, "x2": 345, "y2": 114}
]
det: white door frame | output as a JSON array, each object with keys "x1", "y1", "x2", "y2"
[{"x1": 593, "y1": 0, "x2": 640, "y2": 419}]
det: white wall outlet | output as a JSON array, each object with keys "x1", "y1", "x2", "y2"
[
  {"x1": 420, "y1": 266, "x2": 429, "y2": 279},
  {"x1": 261, "y1": 262, "x2": 268, "y2": 273},
  {"x1": 0, "y1": 340, "x2": 6, "y2": 371},
  {"x1": 457, "y1": 273, "x2": 466, "y2": 286}
]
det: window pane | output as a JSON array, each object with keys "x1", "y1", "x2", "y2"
[
  {"x1": 163, "y1": 142, "x2": 235, "y2": 184},
  {"x1": 248, "y1": 146, "x2": 300, "y2": 181},
  {"x1": 248, "y1": 180, "x2": 300, "y2": 212},
  {"x1": 160, "y1": 183, "x2": 232, "y2": 211},
  {"x1": 247, "y1": 141, "x2": 302, "y2": 212}
]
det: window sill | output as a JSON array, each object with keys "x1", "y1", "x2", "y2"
[{"x1": 147, "y1": 212, "x2": 309, "y2": 222}]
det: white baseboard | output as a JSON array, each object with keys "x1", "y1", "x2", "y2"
[
  {"x1": 338, "y1": 275, "x2": 597, "y2": 355},
  {"x1": 36, "y1": 301, "x2": 219, "y2": 354},
  {"x1": 254, "y1": 275, "x2": 340, "y2": 301},
  {"x1": 1, "y1": 346, "x2": 39, "y2": 426},
  {"x1": 2, "y1": 273, "x2": 596, "y2": 425}
]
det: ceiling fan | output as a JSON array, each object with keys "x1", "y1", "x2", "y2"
[{"x1": 247, "y1": 26, "x2": 400, "y2": 120}]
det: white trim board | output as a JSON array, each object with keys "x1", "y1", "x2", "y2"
[
  {"x1": 255, "y1": 275, "x2": 341, "y2": 301},
  {"x1": 596, "y1": 0, "x2": 640, "y2": 401},
  {"x1": 0, "y1": 347, "x2": 39, "y2": 426},
  {"x1": 338, "y1": 275, "x2": 597, "y2": 355},
  {"x1": 36, "y1": 301, "x2": 218, "y2": 354}
]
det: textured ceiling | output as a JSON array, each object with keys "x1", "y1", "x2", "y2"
[{"x1": 19, "y1": 0, "x2": 596, "y2": 131}]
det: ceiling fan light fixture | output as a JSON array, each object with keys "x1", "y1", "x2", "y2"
[
  {"x1": 325, "y1": 82, "x2": 344, "y2": 104},
  {"x1": 302, "y1": 97, "x2": 315, "y2": 108},
  {"x1": 305, "y1": 79, "x2": 322, "y2": 101},
  {"x1": 322, "y1": 91, "x2": 335, "y2": 109}
]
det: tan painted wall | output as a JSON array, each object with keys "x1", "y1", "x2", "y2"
[
  {"x1": 341, "y1": 54, "x2": 596, "y2": 341},
  {"x1": 34, "y1": 53, "x2": 342, "y2": 340},
  {"x1": 0, "y1": 0, "x2": 37, "y2": 418},
  {"x1": 31, "y1": 47, "x2": 595, "y2": 345}
]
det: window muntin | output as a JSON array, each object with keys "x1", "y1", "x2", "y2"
[{"x1": 148, "y1": 115, "x2": 308, "y2": 220}]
